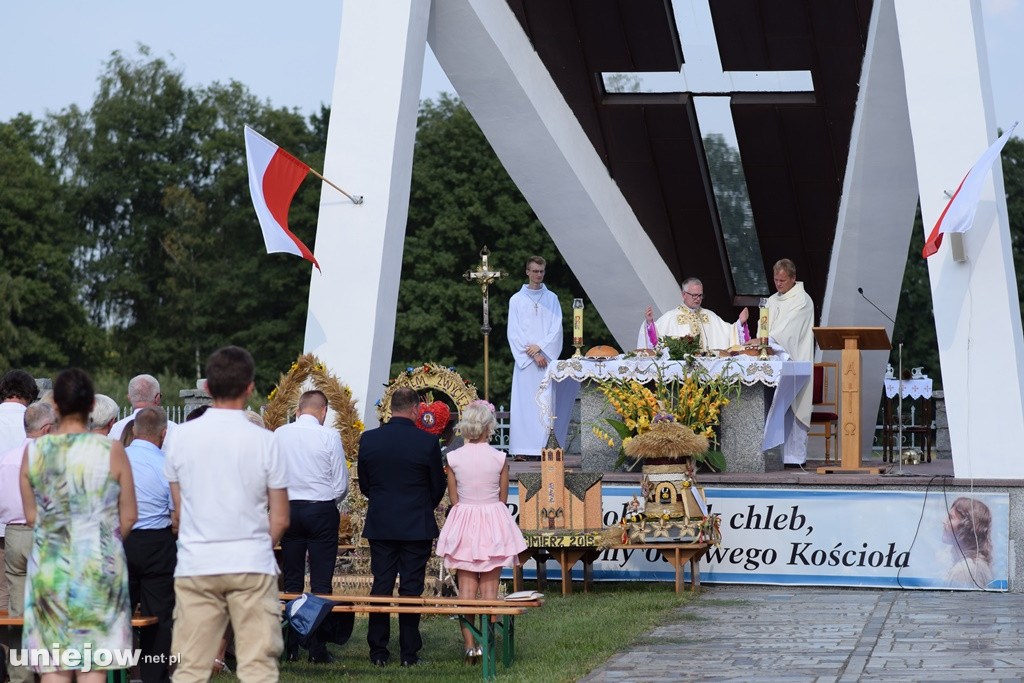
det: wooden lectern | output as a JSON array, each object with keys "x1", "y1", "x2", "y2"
[{"x1": 812, "y1": 327, "x2": 891, "y2": 474}]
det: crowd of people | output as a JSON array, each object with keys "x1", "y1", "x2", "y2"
[
  {"x1": 0, "y1": 255, "x2": 826, "y2": 680},
  {"x1": 0, "y1": 344, "x2": 529, "y2": 681}
]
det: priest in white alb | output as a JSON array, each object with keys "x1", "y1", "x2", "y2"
[
  {"x1": 638, "y1": 277, "x2": 749, "y2": 351},
  {"x1": 765, "y1": 259, "x2": 815, "y2": 466},
  {"x1": 507, "y1": 255, "x2": 563, "y2": 460}
]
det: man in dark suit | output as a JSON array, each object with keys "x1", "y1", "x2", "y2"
[{"x1": 357, "y1": 386, "x2": 446, "y2": 667}]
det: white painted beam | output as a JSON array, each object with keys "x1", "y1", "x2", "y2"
[
  {"x1": 894, "y1": 0, "x2": 1024, "y2": 478},
  {"x1": 305, "y1": 0, "x2": 430, "y2": 420}
]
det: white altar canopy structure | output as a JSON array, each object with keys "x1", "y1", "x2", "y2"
[{"x1": 305, "y1": 0, "x2": 1024, "y2": 478}]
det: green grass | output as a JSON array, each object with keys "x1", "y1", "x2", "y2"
[{"x1": 218, "y1": 582, "x2": 698, "y2": 681}]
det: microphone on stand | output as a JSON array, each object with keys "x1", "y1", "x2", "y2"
[
  {"x1": 857, "y1": 287, "x2": 896, "y2": 326},
  {"x1": 858, "y1": 287, "x2": 900, "y2": 343},
  {"x1": 858, "y1": 287, "x2": 907, "y2": 474}
]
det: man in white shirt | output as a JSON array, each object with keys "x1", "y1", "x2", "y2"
[
  {"x1": 638, "y1": 277, "x2": 749, "y2": 351},
  {"x1": 110, "y1": 374, "x2": 177, "y2": 441},
  {"x1": 0, "y1": 401, "x2": 55, "y2": 683},
  {"x1": 0, "y1": 370, "x2": 36, "y2": 453},
  {"x1": 164, "y1": 346, "x2": 289, "y2": 681},
  {"x1": 766, "y1": 259, "x2": 816, "y2": 467},
  {"x1": 0, "y1": 369, "x2": 36, "y2": 614},
  {"x1": 507, "y1": 255, "x2": 563, "y2": 460},
  {"x1": 273, "y1": 390, "x2": 349, "y2": 663}
]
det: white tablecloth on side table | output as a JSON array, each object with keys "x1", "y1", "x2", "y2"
[{"x1": 883, "y1": 378, "x2": 933, "y2": 399}]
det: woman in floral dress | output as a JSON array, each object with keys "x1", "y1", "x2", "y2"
[{"x1": 20, "y1": 368, "x2": 137, "y2": 681}]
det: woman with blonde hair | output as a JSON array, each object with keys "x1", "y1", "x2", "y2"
[{"x1": 434, "y1": 400, "x2": 527, "y2": 664}]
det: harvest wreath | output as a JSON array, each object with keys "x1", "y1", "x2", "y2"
[{"x1": 264, "y1": 353, "x2": 363, "y2": 459}]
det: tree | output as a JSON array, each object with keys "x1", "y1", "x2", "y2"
[
  {"x1": 890, "y1": 209, "x2": 938, "y2": 381},
  {"x1": 395, "y1": 95, "x2": 615, "y2": 408},
  {"x1": 46, "y1": 47, "x2": 324, "y2": 389},
  {"x1": 0, "y1": 114, "x2": 101, "y2": 370},
  {"x1": 51, "y1": 47, "x2": 201, "y2": 372}
]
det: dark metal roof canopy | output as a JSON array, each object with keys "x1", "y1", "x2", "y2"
[{"x1": 505, "y1": 0, "x2": 872, "y2": 319}]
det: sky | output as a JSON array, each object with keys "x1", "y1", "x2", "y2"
[{"x1": 0, "y1": 1, "x2": 1021, "y2": 132}]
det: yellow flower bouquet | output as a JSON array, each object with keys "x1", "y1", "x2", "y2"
[{"x1": 592, "y1": 362, "x2": 741, "y2": 471}]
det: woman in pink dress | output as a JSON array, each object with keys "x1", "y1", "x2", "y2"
[{"x1": 435, "y1": 400, "x2": 527, "y2": 663}]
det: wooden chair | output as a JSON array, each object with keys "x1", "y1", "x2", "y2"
[{"x1": 809, "y1": 362, "x2": 839, "y2": 462}]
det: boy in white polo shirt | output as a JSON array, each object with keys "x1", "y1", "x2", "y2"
[{"x1": 164, "y1": 346, "x2": 289, "y2": 682}]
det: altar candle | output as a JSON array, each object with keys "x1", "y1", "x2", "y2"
[
  {"x1": 757, "y1": 298, "x2": 770, "y2": 339},
  {"x1": 573, "y1": 298, "x2": 584, "y2": 345}
]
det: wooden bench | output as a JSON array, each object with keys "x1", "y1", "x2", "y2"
[
  {"x1": 279, "y1": 592, "x2": 543, "y2": 680},
  {"x1": 0, "y1": 613, "x2": 159, "y2": 683},
  {"x1": 514, "y1": 541, "x2": 712, "y2": 595}
]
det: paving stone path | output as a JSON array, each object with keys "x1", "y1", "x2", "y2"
[{"x1": 579, "y1": 585, "x2": 1024, "y2": 682}]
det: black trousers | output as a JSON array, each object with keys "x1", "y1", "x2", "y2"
[
  {"x1": 366, "y1": 539, "x2": 433, "y2": 664},
  {"x1": 281, "y1": 500, "x2": 340, "y2": 658},
  {"x1": 123, "y1": 527, "x2": 176, "y2": 683}
]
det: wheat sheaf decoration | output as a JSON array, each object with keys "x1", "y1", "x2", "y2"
[
  {"x1": 263, "y1": 353, "x2": 364, "y2": 460},
  {"x1": 623, "y1": 421, "x2": 708, "y2": 461}
]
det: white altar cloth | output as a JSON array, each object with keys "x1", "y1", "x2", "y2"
[{"x1": 538, "y1": 356, "x2": 812, "y2": 453}]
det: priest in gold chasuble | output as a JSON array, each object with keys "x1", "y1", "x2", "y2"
[{"x1": 637, "y1": 278, "x2": 749, "y2": 351}]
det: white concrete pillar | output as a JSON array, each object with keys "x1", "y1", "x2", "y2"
[
  {"x1": 894, "y1": 0, "x2": 1024, "y2": 477},
  {"x1": 304, "y1": 0, "x2": 430, "y2": 419}
]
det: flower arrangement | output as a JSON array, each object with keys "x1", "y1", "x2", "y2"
[
  {"x1": 662, "y1": 334, "x2": 703, "y2": 359},
  {"x1": 591, "y1": 362, "x2": 740, "y2": 471}
]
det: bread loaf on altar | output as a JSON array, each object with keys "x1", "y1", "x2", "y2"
[{"x1": 725, "y1": 343, "x2": 773, "y2": 357}]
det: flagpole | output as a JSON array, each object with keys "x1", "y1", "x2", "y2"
[{"x1": 309, "y1": 168, "x2": 364, "y2": 205}]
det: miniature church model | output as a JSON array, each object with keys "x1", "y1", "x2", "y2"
[{"x1": 518, "y1": 431, "x2": 603, "y2": 534}]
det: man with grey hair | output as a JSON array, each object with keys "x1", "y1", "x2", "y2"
[
  {"x1": 89, "y1": 394, "x2": 120, "y2": 435},
  {"x1": 639, "y1": 277, "x2": 749, "y2": 351},
  {"x1": 0, "y1": 402, "x2": 57, "y2": 683},
  {"x1": 110, "y1": 374, "x2": 177, "y2": 441}
]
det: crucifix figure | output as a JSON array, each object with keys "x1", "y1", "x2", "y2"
[{"x1": 464, "y1": 246, "x2": 506, "y2": 400}]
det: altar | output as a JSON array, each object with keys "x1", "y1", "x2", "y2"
[{"x1": 537, "y1": 356, "x2": 812, "y2": 473}]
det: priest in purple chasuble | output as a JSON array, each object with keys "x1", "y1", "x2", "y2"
[
  {"x1": 507, "y1": 256, "x2": 562, "y2": 459},
  {"x1": 637, "y1": 277, "x2": 749, "y2": 351}
]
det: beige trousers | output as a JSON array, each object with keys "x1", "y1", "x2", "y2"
[
  {"x1": 4, "y1": 525, "x2": 32, "y2": 683},
  {"x1": 171, "y1": 573, "x2": 282, "y2": 683}
]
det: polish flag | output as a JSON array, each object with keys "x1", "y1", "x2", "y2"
[
  {"x1": 244, "y1": 125, "x2": 320, "y2": 271},
  {"x1": 922, "y1": 122, "x2": 1017, "y2": 258}
]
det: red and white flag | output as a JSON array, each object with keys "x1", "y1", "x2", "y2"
[
  {"x1": 922, "y1": 122, "x2": 1018, "y2": 258},
  {"x1": 244, "y1": 125, "x2": 320, "y2": 271}
]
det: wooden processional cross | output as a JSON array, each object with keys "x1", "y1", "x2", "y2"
[{"x1": 464, "y1": 246, "x2": 507, "y2": 401}]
